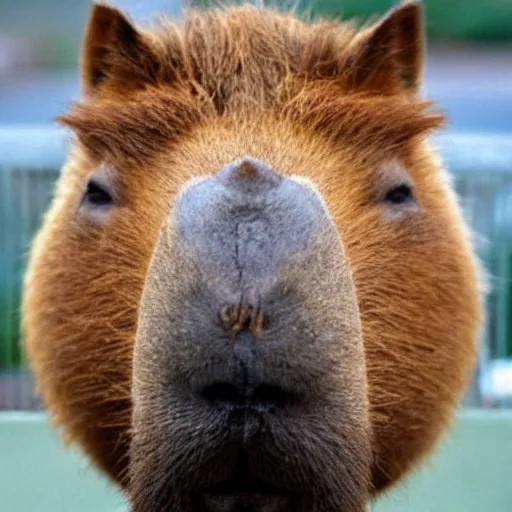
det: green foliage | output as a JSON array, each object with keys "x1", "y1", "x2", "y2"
[
  {"x1": 0, "y1": 289, "x2": 23, "y2": 370},
  {"x1": 302, "y1": 0, "x2": 512, "y2": 41}
]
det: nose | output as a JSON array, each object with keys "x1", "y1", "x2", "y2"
[
  {"x1": 192, "y1": 287, "x2": 301, "y2": 414},
  {"x1": 177, "y1": 156, "x2": 315, "y2": 414},
  {"x1": 197, "y1": 285, "x2": 300, "y2": 414}
]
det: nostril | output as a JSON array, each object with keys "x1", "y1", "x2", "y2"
[
  {"x1": 200, "y1": 381, "x2": 298, "y2": 412},
  {"x1": 201, "y1": 382, "x2": 244, "y2": 408},
  {"x1": 252, "y1": 384, "x2": 298, "y2": 408}
]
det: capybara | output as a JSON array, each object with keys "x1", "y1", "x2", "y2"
[{"x1": 23, "y1": 2, "x2": 483, "y2": 511}]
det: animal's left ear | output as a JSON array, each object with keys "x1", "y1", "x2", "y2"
[
  {"x1": 81, "y1": 3, "x2": 160, "y2": 97},
  {"x1": 347, "y1": 1, "x2": 424, "y2": 94}
]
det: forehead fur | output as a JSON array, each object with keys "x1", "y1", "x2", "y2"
[{"x1": 60, "y1": 5, "x2": 444, "y2": 163}]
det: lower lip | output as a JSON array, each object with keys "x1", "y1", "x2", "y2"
[
  {"x1": 199, "y1": 492, "x2": 290, "y2": 512},
  {"x1": 205, "y1": 479, "x2": 287, "y2": 495}
]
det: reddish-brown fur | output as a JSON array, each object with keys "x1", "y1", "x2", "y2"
[{"x1": 23, "y1": 1, "x2": 482, "y2": 503}]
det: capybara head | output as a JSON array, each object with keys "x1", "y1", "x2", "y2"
[{"x1": 22, "y1": 2, "x2": 483, "y2": 512}]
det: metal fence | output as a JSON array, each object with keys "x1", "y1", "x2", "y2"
[{"x1": 1, "y1": 127, "x2": 512, "y2": 409}]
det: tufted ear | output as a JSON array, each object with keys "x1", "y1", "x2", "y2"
[
  {"x1": 81, "y1": 3, "x2": 160, "y2": 97},
  {"x1": 347, "y1": 1, "x2": 424, "y2": 94}
]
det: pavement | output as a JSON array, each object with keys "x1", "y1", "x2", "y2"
[{"x1": 0, "y1": 46, "x2": 511, "y2": 133}]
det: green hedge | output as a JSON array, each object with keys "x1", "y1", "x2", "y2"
[
  {"x1": 0, "y1": 289, "x2": 23, "y2": 370},
  {"x1": 304, "y1": 0, "x2": 512, "y2": 42}
]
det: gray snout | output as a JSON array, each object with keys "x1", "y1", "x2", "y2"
[{"x1": 131, "y1": 156, "x2": 371, "y2": 511}]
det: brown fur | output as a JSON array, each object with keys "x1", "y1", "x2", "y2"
[{"x1": 23, "y1": 1, "x2": 482, "y2": 508}]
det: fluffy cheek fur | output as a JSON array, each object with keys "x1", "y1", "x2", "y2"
[
  {"x1": 328, "y1": 144, "x2": 482, "y2": 489},
  {"x1": 22, "y1": 156, "x2": 165, "y2": 482}
]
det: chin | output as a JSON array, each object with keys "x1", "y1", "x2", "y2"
[{"x1": 194, "y1": 491, "x2": 294, "y2": 512}]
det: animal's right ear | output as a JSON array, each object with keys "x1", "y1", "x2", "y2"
[
  {"x1": 81, "y1": 3, "x2": 160, "y2": 97},
  {"x1": 346, "y1": 1, "x2": 425, "y2": 94}
]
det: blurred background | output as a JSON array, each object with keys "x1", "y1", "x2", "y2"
[{"x1": 0, "y1": 1, "x2": 511, "y2": 511}]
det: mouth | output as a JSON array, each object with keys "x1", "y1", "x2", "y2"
[
  {"x1": 205, "y1": 476, "x2": 289, "y2": 496},
  {"x1": 196, "y1": 475, "x2": 293, "y2": 511},
  {"x1": 198, "y1": 478, "x2": 292, "y2": 512}
]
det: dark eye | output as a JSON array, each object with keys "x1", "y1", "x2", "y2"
[
  {"x1": 83, "y1": 179, "x2": 113, "y2": 208},
  {"x1": 384, "y1": 184, "x2": 414, "y2": 206}
]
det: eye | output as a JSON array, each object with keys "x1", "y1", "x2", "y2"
[
  {"x1": 384, "y1": 184, "x2": 414, "y2": 206},
  {"x1": 82, "y1": 179, "x2": 113, "y2": 208}
]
